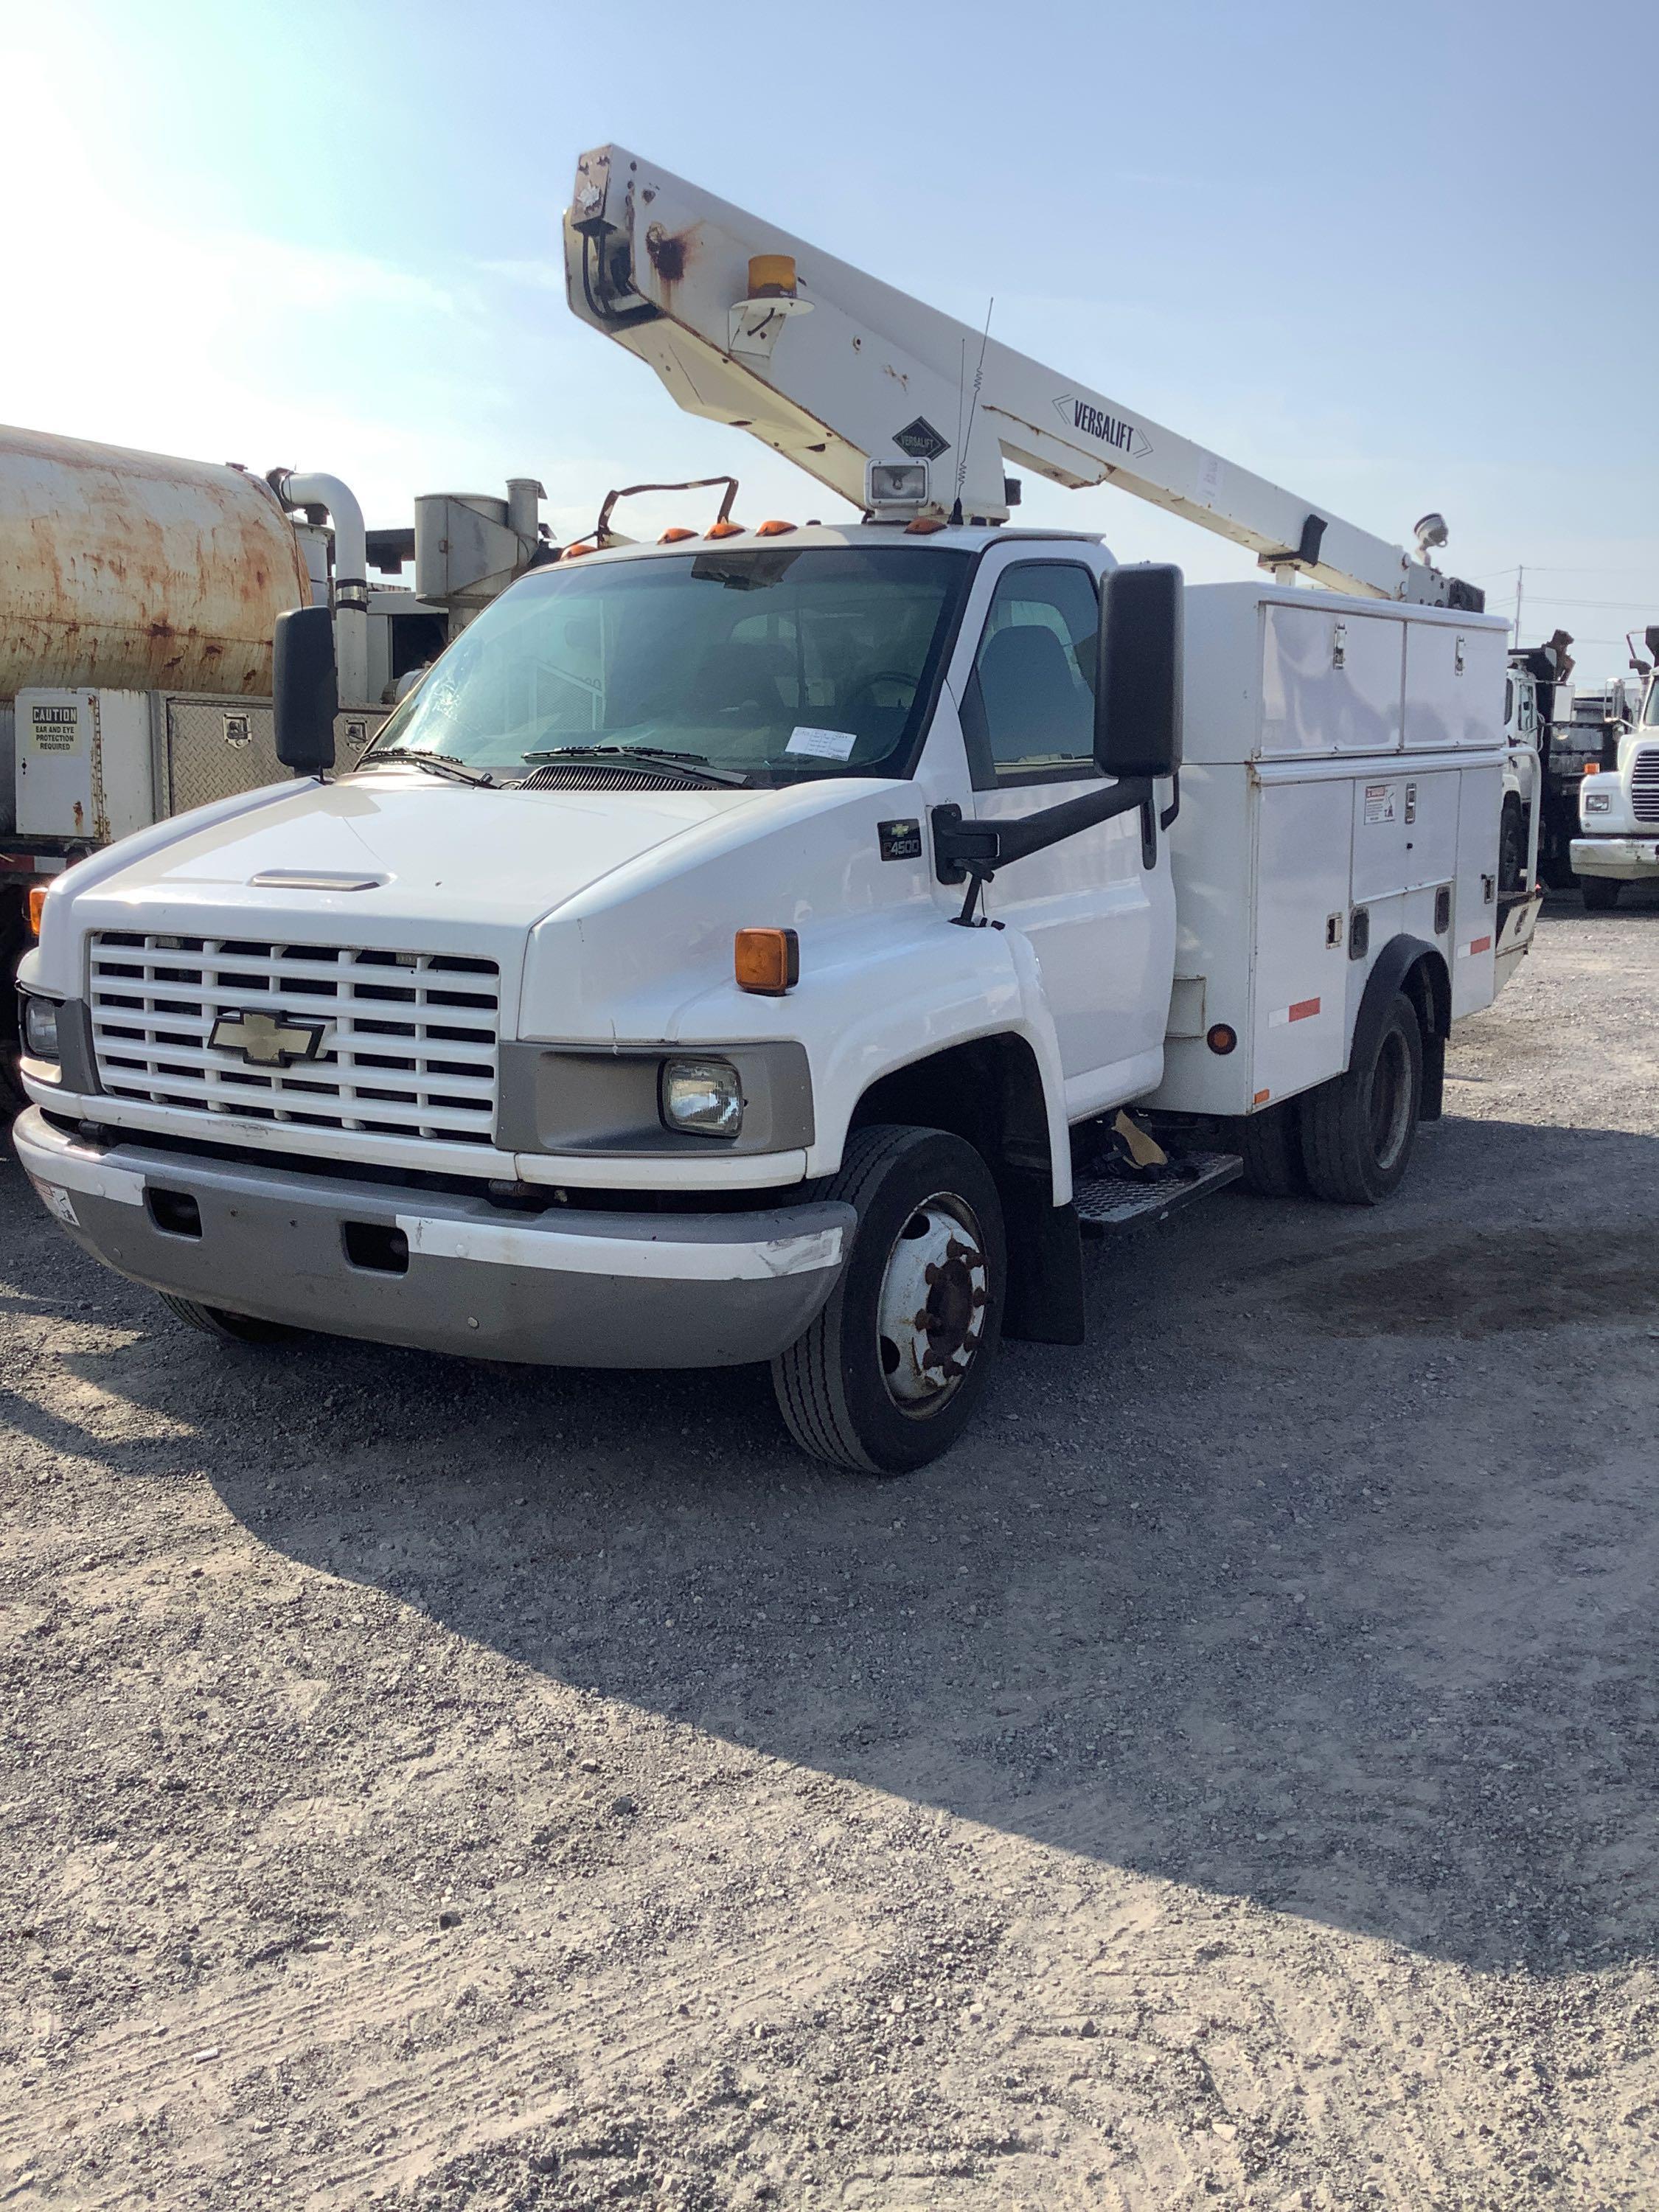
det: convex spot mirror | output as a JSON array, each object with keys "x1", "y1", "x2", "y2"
[
  {"x1": 274, "y1": 605, "x2": 338, "y2": 775},
  {"x1": 1096, "y1": 563, "x2": 1183, "y2": 781}
]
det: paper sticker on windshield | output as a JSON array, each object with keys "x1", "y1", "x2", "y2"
[{"x1": 786, "y1": 726, "x2": 858, "y2": 762}]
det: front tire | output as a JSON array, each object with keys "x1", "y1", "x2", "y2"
[
  {"x1": 1299, "y1": 992, "x2": 1423, "y2": 1205},
  {"x1": 157, "y1": 1293, "x2": 296, "y2": 1345},
  {"x1": 1581, "y1": 875, "x2": 1621, "y2": 912},
  {"x1": 772, "y1": 1124, "x2": 1005, "y2": 1474},
  {"x1": 1498, "y1": 794, "x2": 1527, "y2": 898}
]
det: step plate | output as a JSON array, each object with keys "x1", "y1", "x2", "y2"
[{"x1": 1074, "y1": 1150, "x2": 1242, "y2": 1235}]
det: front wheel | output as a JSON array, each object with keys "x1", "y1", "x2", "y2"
[
  {"x1": 1581, "y1": 875, "x2": 1622, "y2": 912},
  {"x1": 1299, "y1": 992, "x2": 1424, "y2": 1205},
  {"x1": 1498, "y1": 794, "x2": 1528, "y2": 898},
  {"x1": 772, "y1": 1124, "x2": 1005, "y2": 1474},
  {"x1": 157, "y1": 1293, "x2": 296, "y2": 1345}
]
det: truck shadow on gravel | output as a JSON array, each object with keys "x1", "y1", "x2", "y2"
[{"x1": 14, "y1": 1113, "x2": 1659, "y2": 1982}]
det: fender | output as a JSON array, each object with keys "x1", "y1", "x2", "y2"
[{"x1": 1352, "y1": 933, "x2": 1450, "y2": 1120}]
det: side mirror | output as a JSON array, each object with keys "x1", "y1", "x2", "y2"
[
  {"x1": 274, "y1": 605, "x2": 338, "y2": 774},
  {"x1": 1096, "y1": 563, "x2": 1183, "y2": 780}
]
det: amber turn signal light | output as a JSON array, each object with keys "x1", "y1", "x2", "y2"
[
  {"x1": 1206, "y1": 1023, "x2": 1237, "y2": 1055},
  {"x1": 734, "y1": 927, "x2": 799, "y2": 996},
  {"x1": 28, "y1": 886, "x2": 47, "y2": 935}
]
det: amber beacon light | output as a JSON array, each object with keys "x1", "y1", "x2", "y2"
[{"x1": 734, "y1": 927, "x2": 800, "y2": 995}]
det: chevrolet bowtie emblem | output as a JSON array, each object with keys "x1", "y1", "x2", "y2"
[{"x1": 209, "y1": 1010, "x2": 329, "y2": 1068}]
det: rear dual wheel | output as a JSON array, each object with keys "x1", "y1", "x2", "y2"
[
  {"x1": 1298, "y1": 991, "x2": 1423, "y2": 1206},
  {"x1": 773, "y1": 1124, "x2": 1004, "y2": 1474}
]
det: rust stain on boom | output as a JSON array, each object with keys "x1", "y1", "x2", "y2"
[{"x1": 0, "y1": 425, "x2": 310, "y2": 698}]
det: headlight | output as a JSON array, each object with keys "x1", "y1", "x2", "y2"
[
  {"x1": 661, "y1": 1058, "x2": 743, "y2": 1138},
  {"x1": 21, "y1": 995, "x2": 61, "y2": 1062},
  {"x1": 1582, "y1": 789, "x2": 1612, "y2": 815}
]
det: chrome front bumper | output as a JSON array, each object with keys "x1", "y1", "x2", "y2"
[{"x1": 11, "y1": 1109, "x2": 852, "y2": 1368}]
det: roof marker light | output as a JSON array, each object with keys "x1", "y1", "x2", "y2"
[
  {"x1": 755, "y1": 519, "x2": 796, "y2": 537},
  {"x1": 705, "y1": 520, "x2": 744, "y2": 539},
  {"x1": 658, "y1": 526, "x2": 698, "y2": 543}
]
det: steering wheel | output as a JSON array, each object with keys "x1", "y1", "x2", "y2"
[{"x1": 841, "y1": 670, "x2": 919, "y2": 715}]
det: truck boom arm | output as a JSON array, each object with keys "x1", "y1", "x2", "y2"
[{"x1": 564, "y1": 145, "x2": 1476, "y2": 608}]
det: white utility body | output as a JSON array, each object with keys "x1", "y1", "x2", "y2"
[{"x1": 11, "y1": 145, "x2": 1540, "y2": 1473}]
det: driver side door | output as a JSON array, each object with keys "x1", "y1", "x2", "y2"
[{"x1": 958, "y1": 555, "x2": 1172, "y2": 1114}]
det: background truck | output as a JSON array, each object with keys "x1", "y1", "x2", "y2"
[
  {"x1": 1572, "y1": 625, "x2": 1659, "y2": 906},
  {"x1": 10, "y1": 145, "x2": 1540, "y2": 1475},
  {"x1": 0, "y1": 425, "x2": 551, "y2": 1091}
]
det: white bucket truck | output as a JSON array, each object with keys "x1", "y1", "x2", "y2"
[
  {"x1": 1571, "y1": 625, "x2": 1659, "y2": 908},
  {"x1": 11, "y1": 147, "x2": 1539, "y2": 1472}
]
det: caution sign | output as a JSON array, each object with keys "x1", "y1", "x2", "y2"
[{"x1": 29, "y1": 704, "x2": 81, "y2": 754}]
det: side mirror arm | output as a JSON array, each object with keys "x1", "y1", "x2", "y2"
[{"x1": 932, "y1": 779, "x2": 1155, "y2": 927}]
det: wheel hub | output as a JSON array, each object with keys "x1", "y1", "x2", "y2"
[{"x1": 874, "y1": 1192, "x2": 989, "y2": 1413}]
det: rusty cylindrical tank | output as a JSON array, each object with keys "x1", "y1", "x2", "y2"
[{"x1": 0, "y1": 425, "x2": 311, "y2": 698}]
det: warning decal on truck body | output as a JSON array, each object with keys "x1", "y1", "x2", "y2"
[
  {"x1": 1363, "y1": 783, "x2": 1397, "y2": 825},
  {"x1": 29, "y1": 705, "x2": 80, "y2": 754}
]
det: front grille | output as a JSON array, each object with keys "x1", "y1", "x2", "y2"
[
  {"x1": 88, "y1": 933, "x2": 501, "y2": 1147},
  {"x1": 1630, "y1": 745, "x2": 1659, "y2": 824}
]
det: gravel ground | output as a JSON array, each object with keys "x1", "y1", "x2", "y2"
[{"x1": 3, "y1": 888, "x2": 1658, "y2": 2211}]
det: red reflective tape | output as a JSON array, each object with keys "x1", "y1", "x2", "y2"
[
  {"x1": 1470, "y1": 936, "x2": 1491, "y2": 956},
  {"x1": 1288, "y1": 996, "x2": 1321, "y2": 1023},
  {"x1": 1253, "y1": 1088, "x2": 1271, "y2": 1105}
]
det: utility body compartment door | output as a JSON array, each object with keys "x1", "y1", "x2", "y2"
[
  {"x1": 1259, "y1": 604, "x2": 1403, "y2": 757},
  {"x1": 1248, "y1": 771, "x2": 1349, "y2": 1105},
  {"x1": 15, "y1": 687, "x2": 153, "y2": 843},
  {"x1": 1451, "y1": 760, "x2": 1502, "y2": 1014}
]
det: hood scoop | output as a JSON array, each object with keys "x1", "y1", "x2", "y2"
[{"x1": 248, "y1": 869, "x2": 390, "y2": 891}]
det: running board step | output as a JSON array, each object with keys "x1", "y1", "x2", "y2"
[{"x1": 1074, "y1": 1150, "x2": 1242, "y2": 1235}]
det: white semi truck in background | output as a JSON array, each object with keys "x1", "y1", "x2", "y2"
[
  {"x1": 13, "y1": 145, "x2": 1543, "y2": 1473},
  {"x1": 1571, "y1": 624, "x2": 1659, "y2": 907},
  {"x1": 0, "y1": 425, "x2": 552, "y2": 1087}
]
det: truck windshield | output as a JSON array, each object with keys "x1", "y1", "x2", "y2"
[
  {"x1": 363, "y1": 544, "x2": 971, "y2": 784},
  {"x1": 1644, "y1": 681, "x2": 1659, "y2": 728}
]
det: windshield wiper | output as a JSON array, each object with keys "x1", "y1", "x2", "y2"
[
  {"x1": 358, "y1": 748, "x2": 496, "y2": 787},
  {"x1": 520, "y1": 744, "x2": 747, "y2": 787}
]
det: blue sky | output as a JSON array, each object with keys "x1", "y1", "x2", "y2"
[{"x1": 4, "y1": 0, "x2": 1654, "y2": 676}]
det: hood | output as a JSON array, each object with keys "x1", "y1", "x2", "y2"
[{"x1": 82, "y1": 768, "x2": 763, "y2": 936}]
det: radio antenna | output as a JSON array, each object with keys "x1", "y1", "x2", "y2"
[{"x1": 949, "y1": 296, "x2": 995, "y2": 525}]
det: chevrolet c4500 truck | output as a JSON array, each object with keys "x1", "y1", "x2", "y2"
[{"x1": 10, "y1": 148, "x2": 1540, "y2": 1472}]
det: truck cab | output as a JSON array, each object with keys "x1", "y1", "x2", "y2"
[
  {"x1": 1573, "y1": 662, "x2": 1659, "y2": 908},
  {"x1": 14, "y1": 511, "x2": 1523, "y2": 1471}
]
